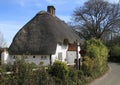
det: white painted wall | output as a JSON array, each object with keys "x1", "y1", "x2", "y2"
[
  {"x1": 10, "y1": 55, "x2": 50, "y2": 66},
  {"x1": 5, "y1": 43, "x2": 68, "y2": 65},
  {"x1": 51, "y1": 44, "x2": 68, "y2": 64},
  {"x1": 66, "y1": 45, "x2": 81, "y2": 65},
  {"x1": 26, "y1": 55, "x2": 50, "y2": 66},
  {"x1": 1, "y1": 43, "x2": 81, "y2": 66},
  {"x1": 1, "y1": 50, "x2": 10, "y2": 64},
  {"x1": 66, "y1": 51, "x2": 76, "y2": 65}
]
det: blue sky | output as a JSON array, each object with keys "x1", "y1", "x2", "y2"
[{"x1": 0, "y1": 0, "x2": 119, "y2": 47}]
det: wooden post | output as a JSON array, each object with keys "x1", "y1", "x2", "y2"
[
  {"x1": 76, "y1": 40, "x2": 79, "y2": 70},
  {"x1": 50, "y1": 54, "x2": 52, "y2": 65}
]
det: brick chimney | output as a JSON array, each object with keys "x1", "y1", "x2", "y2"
[{"x1": 47, "y1": 6, "x2": 55, "y2": 16}]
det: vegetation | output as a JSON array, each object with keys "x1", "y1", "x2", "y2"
[
  {"x1": 104, "y1": 35, "x2": 120, "y2": 62},
  {"x1": 82, "y1": 56, "x2": 95, "y2": 77},
  {"x1": 82, "y1": 38, "x2": 108, "y2": 78},
  {"x1": 0, "y1": 39, "x2": 109, "y2": 85},
  {"x1": 109, "y1": 45, "x2": 120, "y2": 62},
  {"x1": 49, "y1": 61, "x2": 69, "y2": 79},
  {"x1": 106, "y1": 35, "x2": 120, "y2": 48},
  {"x1": 86, "y1": 39, "x2": 108, "y2": 70},
  {"x1": 111, "y1": 45, "x2": 120, "y2": 57},
  {"x1": 72, "y1": 0, "x2": 120, "y2": 41}
]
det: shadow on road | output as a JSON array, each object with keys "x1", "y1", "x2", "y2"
[{"x1": 108, "y1": 61, "x2": 120, "y2": 65}]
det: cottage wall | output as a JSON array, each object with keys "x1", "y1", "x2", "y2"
[
  {"x1": 51, "y1": 44, "x2": 68, "y2": 64},
  {"x1": 66, "y1": 51, "x2": 76, "y2": 65},
  {"x1": 2, "y1": 44, "x2": 81, "y2": 66},
  {"x1": 26, "y1": 55, "x2": 50, "y2": 65},
  {"x1": 10, "y1": 55, "x2": 50, "y2": 66},
  {"x1": 66, "y1": 45, "x2": 81, "y2": 65},
  {"x1": 1, "y1": 51, "x2": 10, "y2": 64}
]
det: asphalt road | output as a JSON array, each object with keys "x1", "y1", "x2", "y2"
[{"x1": 89, "y1": 63, "x2": 120, "y2": 85}]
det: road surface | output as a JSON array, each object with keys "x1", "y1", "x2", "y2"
[{"x1": 89, "y1": 63, "x2": 120, "y2": 85}]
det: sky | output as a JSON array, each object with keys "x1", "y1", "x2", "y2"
[{"x1": 0, "y1": 0, "x2": 119, "y2": 47}]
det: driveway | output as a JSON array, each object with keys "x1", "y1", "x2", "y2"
[{"x1": 89, "y1": 63, "x2": 120, "y2": 85}]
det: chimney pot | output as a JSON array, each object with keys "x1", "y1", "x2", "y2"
[{"x1": 47, "y1": 6, "x2": 55, "y2": 16}]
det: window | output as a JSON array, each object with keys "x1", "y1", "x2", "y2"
[
  {"x1": 33, "y1": 56, "x2": 35, "y2": 58},
  {"x1": 41, "y1": 56, "x2": 47, "y2": 60},
  {"x1": 58, "y1": 52, "x2": 62, "y2": 60}
]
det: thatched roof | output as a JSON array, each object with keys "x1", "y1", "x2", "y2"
[{"x1": 8, "y1": 11, "x2": 81, "y2": 55}]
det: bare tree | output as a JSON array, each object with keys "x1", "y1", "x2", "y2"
[
  {"x1": 0, "y1": 31, "x2": 7, "y2": 48},
  {"x1": 73, "y1": 0, "x2": 120, "y2": 40}
]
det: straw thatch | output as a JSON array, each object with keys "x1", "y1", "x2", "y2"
[{"x1": 9, "y1": 11, "x2": 81, "y2": 55}]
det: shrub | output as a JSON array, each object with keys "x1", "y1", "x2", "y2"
[
  {"x1": 33, "y1": 69, "x2": 54, "y2": 85},
  {"x1": 69, "y1": 68, "x2": 78, "y2": 82},
  {"x1": 12, "y1": 58, "x2": 35, "y2": 85},
  {"x1": 111, "y1": 45, "x2": 120, "y2": 56},
  {"x1": 82, "y1": 56, "x2": 95, "y2": 77},
  {"x1": 49, "y1": 61, "x2": 69, "y2": 79},
  {"x1": 85, "y1": 39, "x2": 108, "y2": 73},
  {"x1": 110, "y1": 45, "x2": 120, "y2": 62}
]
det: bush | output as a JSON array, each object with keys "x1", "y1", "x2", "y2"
[
  {"x1": 110, "y1": 45, "x2": 120, "y2": 62},
  {"x1": 111, "y1": 45, "x2": 120, "y2": 56},
  {"x1": 82, "y1": 56, "x2": 95, "y2": 77},
  {"x1": 69, "y1": 68, "x2": 78, "y2": 82},
  {"x1": 33, "y1": 70, "x2": 54, "y2": 85},
  {"x1": 49, "y1": 61, "x2": 69, "y2": 79},
  {"x1": 12, "y1": 58, "x2": 35, "y2": 85},
  {"x1": 85, "y1": 39, "x2": 108, "y2": 73}
]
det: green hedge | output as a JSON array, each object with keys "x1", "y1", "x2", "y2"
[
  {"x1": 49, "y1": 61, "x2": 69, "y2": 79},
  {"x1": 85, "y1": 38, "x2": 108, "y2": 74}
]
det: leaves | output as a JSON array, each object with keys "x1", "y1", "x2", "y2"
[
  {"x1": 49, "y1": 61, "x2": 69, "y2": 79},
  {"x1": 85, "y1": 38, "x2": 108, "y2": 73}
]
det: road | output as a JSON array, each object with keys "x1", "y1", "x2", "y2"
[{"x1": 89, "y1": 63, "x2": 120, "y2": 85}]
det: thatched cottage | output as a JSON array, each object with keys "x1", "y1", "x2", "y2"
[{"x1": 1, "y1": 6, "x2": 81, "y2": 66}]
